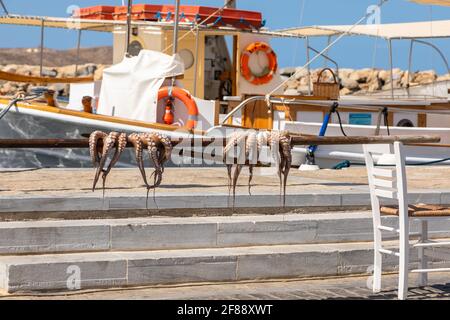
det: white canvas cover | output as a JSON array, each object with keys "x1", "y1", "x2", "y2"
[
  {"x1": 410, "y1": 0, "x2": 450, "y2": 6},
  {"x1": 280, "y1": 19, "x2": 450, "y2": 39},
  {"x1": 97, "y1": 50, "x2": 184, "y2": 123}
]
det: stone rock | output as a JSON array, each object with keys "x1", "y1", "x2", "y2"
[
  {"x1": 378, "y1": 70, "x2": 390, "y2": 82},
  {"x1": 296, "y1": 85, "x2": 311, "y2": 94},
  {"x1": 294, "y1": 67, "x2": 309, "y2": 80},
  {"x1": 279, "y1": 67, "x2": 296, "y2": 76},
  {"x1": 338, "y1": 68, "x2": 354, "y2": 79},
  {"x1": 340, "y1": 77, "x2": 359, "y2": 90},
  {"x1": 340, "y1": 87, "x2": 352, "y2": 96},
  {"x1": 285, "y1": 79, "x2": 299, "y2": 90},
  {"x1": 437, "y1": 73, "x2": 450, "y2": 81},
  {"x1": 413, "y1": 70, "x2": 437, "y2": 84}
]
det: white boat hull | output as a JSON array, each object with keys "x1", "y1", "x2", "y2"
[
  {"x1": 286, "y1": 121, "x2": 450, "y2": 168},
  {"x1": 0, "y1": 104, "x2": 201, "y2": 168}
]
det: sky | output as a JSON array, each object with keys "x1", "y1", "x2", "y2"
[{"x1": 1, "y1": 0, "x2": 450, "y2": 73}]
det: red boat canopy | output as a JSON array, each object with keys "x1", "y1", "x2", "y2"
[{"x1": 73, "y1": 4, "x2": 264, "y2": 30}]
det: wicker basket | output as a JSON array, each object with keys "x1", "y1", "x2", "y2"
[{"x1": 313, "y1": 68, "x2": 340, "y2": 100}]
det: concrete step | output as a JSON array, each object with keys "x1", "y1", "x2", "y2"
[
  {"x1": 1, "y1": 189, "x2": 447, "y2": 215},
  {"x1": 1, "y1": 212, "x2": 450, "y2": 255},
  {"x1": 1, "y1": 240, "x2": 449, "y2": 293}
]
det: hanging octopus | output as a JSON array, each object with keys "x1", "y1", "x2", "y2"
[
  {"x1": 223, "y1": 131, "x2": 248, "y2": 207},
  {"x1": 224, "y1": 130, "x2": 292, "y2": 208},
  {"x1": 277, "y1": 131, "x2": 292, "y2": 206},
  {"x1": 89, "y1": 130, "x2": 173, "y2": 208},
  {"x1": 126, "y1": 132, "x2": 173, "y2": 208},
  {"x1": 89, "y1": 131, "x2": 127, "y2": 194}
]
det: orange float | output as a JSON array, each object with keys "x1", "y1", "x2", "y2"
[
  {"x1": 157, "y1": 86, "x2": 198, "y2": 129},
  {"x1": 240, "y1": 42, "x2": 277, "y2": 85}
]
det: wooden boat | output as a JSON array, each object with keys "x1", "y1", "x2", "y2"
[{"x1": 1, "y1": 1, "x2": 450, "y2": 168}]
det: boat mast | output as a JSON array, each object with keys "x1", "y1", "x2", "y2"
[
  {"x1": 125, "y1": 0, "x2": 133, "y2": 54},
  {"x1": 172, "y1": 0, "x2": 181, "y2": 54},
  {"x1": 225, "y1": 0, "x2": 236, "y2": 8}
]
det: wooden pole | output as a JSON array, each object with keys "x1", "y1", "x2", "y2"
[
  {"x1": 0, "y1": 135, "x2": 440, "y2": 149},
  {"x1": 125, "y1": 0, "x2": 133, "y2": 54}
]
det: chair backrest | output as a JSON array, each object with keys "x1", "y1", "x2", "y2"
[{"x1": 363, "y1": 142, "x2": 408, "y2": 216}]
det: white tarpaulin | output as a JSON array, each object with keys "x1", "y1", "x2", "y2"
[
  {"x1": 97, "y1": 50, "x2": 184, "y2": 123},
  {"x1": 280, "y1": 19, "x2": 450, "y2": 39},
  {"x1": 410, "y1": 0, "x2": 450, "y2": 6}
]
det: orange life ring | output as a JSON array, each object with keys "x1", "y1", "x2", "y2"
[
  {"x1": 240, "y1": 42, "x2": 277, "y2": 85},
  {"x1": 157, "y1": 86, "x2": 199, "y2": 129}
]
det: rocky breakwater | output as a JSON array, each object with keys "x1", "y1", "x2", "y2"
[
  {"x1": 281, "y1": 67, "x2": 450, "y2": 96},
  {"x1": 0, "y1": 64, "x2": 108, "y2": 97}
]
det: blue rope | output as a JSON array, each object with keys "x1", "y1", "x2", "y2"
[{"x1": 212, "y1": 16, "x2": 223, "y2": 26}]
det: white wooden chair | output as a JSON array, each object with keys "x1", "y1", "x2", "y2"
[{"x1": 363, "y1": 142, "x2": 450, "y2": 300}]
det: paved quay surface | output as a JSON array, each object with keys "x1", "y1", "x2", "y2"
[
  {"x1": 2, "y1": 166, "x2": 450, "y2": 196},
  {"x1": 1, "y1": 273, "x2": 450, "y2": 300},
  {"x1": 1, "y1": 166, "x2": 450, "y2": 216},
  {"x1": 2, "y1": 166, "x2": 450, "y2": 197}
]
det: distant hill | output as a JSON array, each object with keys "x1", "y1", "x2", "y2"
[{"x1": 0, "y1": 46, "x2": 112, "y2": 67}]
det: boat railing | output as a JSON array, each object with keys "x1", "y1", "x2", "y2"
[{"x1": 220, "y1": 95, "x2": 450, "y2": 128}]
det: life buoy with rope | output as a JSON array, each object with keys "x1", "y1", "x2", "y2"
[
  {"x1": 240, "y1": 42, "x2": 277, "y2": 85},
  {"x1": 157, "y1": 86, "x2": 199, "y2": 130}
]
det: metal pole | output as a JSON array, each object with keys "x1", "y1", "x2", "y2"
[
  {"x1": 192, "y1": 27, "x2": 200, "y2": 96},
  {"x1": 0, "y1": 0, "x2": 8, "y2": 15},
  {"x1": 75, "y1": 29, "x2": 82, "y2": 76},
  {"x1": 0, "y1": 135, "x2": 440, "y2": 149},
  {"x1": 407, "y1": 39, "x2": 414, "y2": 97},
  {"x1": 39, "y1": 18, "x2": 45, "y2": 77},
  {"x1": 225, "y1": 0, "x2": 236, "y2": 8},
  {"x1": 172, "y1": 0, "x2": 181, "y2": 55},
  {"x1": 305, "y1": 37, "x2": 311, "y2": 95},
  {"x1": 125, "y1": 0, "x2": 133, "y2": 54},
  {"x1": 324, "y1": 36, "x2": 332, "y2": 68},
  {"x1": 388, "y1": 39, "x2": 394, "y2": 99}
]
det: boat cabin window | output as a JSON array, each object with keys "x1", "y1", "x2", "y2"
[
  {"x1": 128, "y1": 40, "x2": 143, "y2": 57},
  {"x1": 396, "y1": 119, "x2": 414, "y2": 127},
  {"x1": 178, "y1": 49, "x2": 194, "y2": 69},
  {"x1": 204, "y1": 35, "x2": 234, "y2": 101}
]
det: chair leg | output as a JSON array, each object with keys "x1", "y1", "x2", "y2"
[
  {"x1": 398, "y1": 218, "x2": 409, "y2": 300},
  {"x1": 418, "y1": 220, "x2": 428, "y2": 287},
  {"x1": 373, "y1": 230, "x2": 382, "y2": 293}
]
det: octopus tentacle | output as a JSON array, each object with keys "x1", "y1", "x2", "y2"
[
  {"x1": 279, "y1": 131, "x2": 292, "y2": 207},
  {"x1": 92, "y1": 131, "x2": 120, "y2": 192},
  {"x1": 246, "y1": 131, "x2": 257, "y2": 195},
  {"x1": 101, "y1": 132, "x2": 127, "y2": 194},
  {"x1": 224, "y1": 131, "x2": 247, "y2": 208},
  {"x1": 141, "y1": 133, "x2": 163, "y2": 189},
  {"x1": 128, "y1": 133, "x2": 149, "y2": 188},
  {"x1": 223, "y1": 131, "x2": 240, "y2": 196},
  {"x1": 158, "y1": 133, "x2": 173, "y2": 166},
  {"x1": 89, "y1": 131, "x2": 107, "y2": 168},
  {"x1": 268, "y1": 131, "x2": 282, "y2": 191}
]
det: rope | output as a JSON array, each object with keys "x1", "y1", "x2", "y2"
[
  {"x1": 335, "y1": 110, "x2": 347, "y2": 137},
  {"x1": 0, "y1": 93, "x2": 41, "y2": 121},
  {"x1": 264, "y1": 0, "x2": 389, "y2": 105},
  {"x1": 291, "y1": 0, "x2": 306, "y2": 67},
  {"x1": 382, "y1": 107, "x2": 390, "y2": 135}
]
